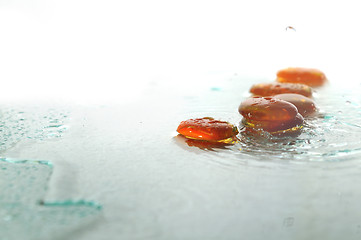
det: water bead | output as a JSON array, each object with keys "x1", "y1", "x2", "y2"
[
  {"x1": 250, "y1": 82, "x2": 312, "y2": 97},
  {"x1": 238, "y1": 97, "x2": 298, "y2": 122},
  {"x1": 276, "y1": 67, "x2": 327, "y2": 87},
  {"x1": 177, "y1": 117, "x2": 239, "y2": 142},
  {"x1": 273, "y1": 93, "x2": 317, "y2": 117}
]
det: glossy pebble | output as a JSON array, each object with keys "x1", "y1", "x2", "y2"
[
  {"x1": 238, "y1": 97, "x2": 298, "y2": 122},
  {"x1": 177, "y1": 117, "x2": 238, "y2": 142},
  {"x1": 250, "y1": 82, "x2": 312, "y2": 97},
  {"x1": 276, "y1": 67, "x2": 327, "y2": 87},
  {"x1": 274, "y1": 93, "x2": 317, "y2": 117},
  {"x1": 242, "y1": 113, "x2": 304, "y2": 133}
]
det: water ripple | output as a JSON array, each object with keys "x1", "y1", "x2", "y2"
[{"x1": 175, "y1": 84, "x2": 361, "y2": 164}]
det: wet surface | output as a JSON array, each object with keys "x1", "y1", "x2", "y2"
[
  {"x1": 175, "y1": 76, "x2": 361, "y2": 163},
  {"x1": 0, "y1": 106, "x2": 101, "y2": 240},
  {"x1": 1, "y1": 75, "x2": 361, "y2": 240},
  {"x1": 0, "y1": 105, "x2": 69, "y2": 153},
  {"x1": 0, "y1": 158, "x2": 101, "y2": 240}
]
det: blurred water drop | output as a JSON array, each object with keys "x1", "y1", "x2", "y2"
[{"x1": 285, "y1": 26, "x2": 296, "y2": 31}]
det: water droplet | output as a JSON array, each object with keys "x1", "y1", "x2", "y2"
[
  {"x1": 285, "y1": 26, "x2": 296, "y2": 31},
  {"x1": 0, "y1": 106, "x2": 69, "y2": 152}
]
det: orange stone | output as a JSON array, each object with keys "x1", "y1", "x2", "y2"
[
  {"x1": 276, "y1": 67, "x2": 327, "y2": 87},
  {"x1": 238, "y1": 97, "x2": 298, "y2": 122},
  {"x1": 250, "y1": 82, "x2": 312, "y2": 98},
  {"x1": 242, "y1": 113, "x2": 304, "y2": 133},
  {"x1": 274, "y1": 93, "x2": 317, "y2": 117},
  {"x1": 177, "y1": 117, "x2": 238, "y2": 141},
  {"x1": 239, "y1": 97, "x2": 304, "y2": 135}
]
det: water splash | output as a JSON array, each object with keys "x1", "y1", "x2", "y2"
[{"x1": 175, "y1": 83, "x2": 361, "y2": 163}]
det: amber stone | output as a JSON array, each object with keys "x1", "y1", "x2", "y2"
[
  {"x1": 177, "y1": 117, "x2": 238, "y2": 141},
  {"x1": 242, "y1": 113, "x2": 304, "y2": 133},
  {"x1": 274, "y1": 93, "x2": 317, "y2": 117},
  {"x1": 276, "y1": 67, "x2": 327, "y2": 87},
  {"x1": 250, "y1": 82, "x2": 312, "y2": 98},
  {"x1": 238, "y1": 97, "x2": 298, "y2": 122}
]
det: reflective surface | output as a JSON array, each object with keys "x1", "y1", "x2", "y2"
[
  {"x1": 0, "y1": 159, "x2": 101, "y2": 240},
  {"x1": 0, "y1": 105, "x2": 68, "y2": 152},
  {"x1": 1, "y1": 74, "x2": 361, "y2": 240}
]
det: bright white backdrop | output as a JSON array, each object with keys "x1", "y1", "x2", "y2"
[{"x1": 1, "y1": 0, "x2": 360, "y2": 103}]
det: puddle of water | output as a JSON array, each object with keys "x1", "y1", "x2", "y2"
[{"x1": 0, "y1": 158, "x2": 101, "y2": 240}]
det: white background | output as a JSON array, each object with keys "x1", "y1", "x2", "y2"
[{"x1": 1, "y1": 0, "x2": 361, "y2": 103}]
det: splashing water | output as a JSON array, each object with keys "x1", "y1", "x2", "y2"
[{"x1": 176, "y1": 78, "x2": 361, "y2": 164}]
